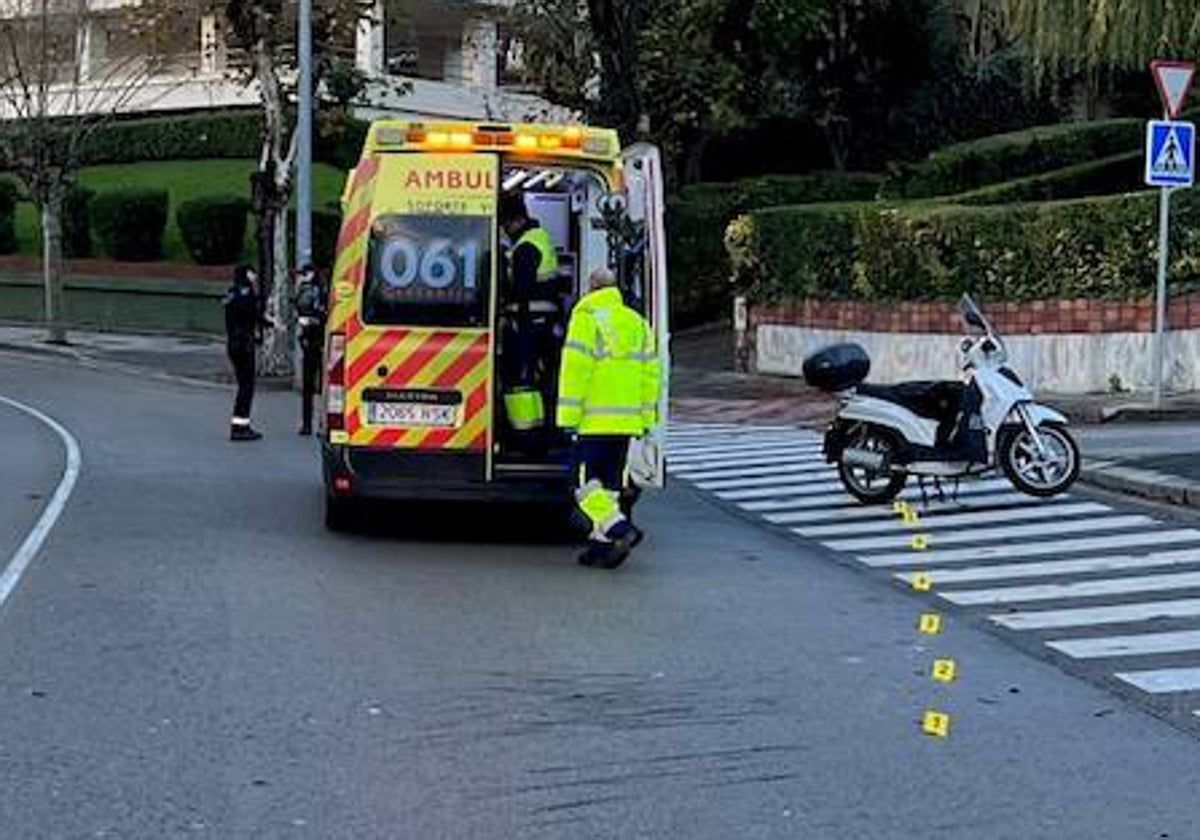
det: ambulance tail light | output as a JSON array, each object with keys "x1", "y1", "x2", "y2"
[{"x1": 326, "y1": 332, "x2": 346, "y2": 431}]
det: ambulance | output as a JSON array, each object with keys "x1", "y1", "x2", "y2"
[{"x1": 321, "y1": 121, "x2": 670, "y2": 529}]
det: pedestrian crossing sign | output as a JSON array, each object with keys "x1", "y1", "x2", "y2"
[{"x1": 1145, "y1": 120, "x2": 1195, "y2": 187}]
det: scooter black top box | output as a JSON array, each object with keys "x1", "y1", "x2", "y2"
[{"x1": 803, "y1": 343, "x2": 870, "y2": 392}]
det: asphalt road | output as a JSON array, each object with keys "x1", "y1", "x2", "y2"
[{"x1": 2, "y1": 352, "x2": 1200, "y2": 839}]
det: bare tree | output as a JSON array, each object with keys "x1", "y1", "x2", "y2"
[
  {"x1": 0, "y1": 0, "x2": 191, "y2": 343},
  {"x1": 223, "y1": 0, "x2": 401, "y2": 376}
]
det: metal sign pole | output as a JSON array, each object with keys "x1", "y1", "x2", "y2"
[{"x1": 1153, "y1": 183, "x2": 1171, "y2": 408}]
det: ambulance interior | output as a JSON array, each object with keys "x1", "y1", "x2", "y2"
[{"x1": 493, "y1": 162, "x2": 648, "y2": 467}]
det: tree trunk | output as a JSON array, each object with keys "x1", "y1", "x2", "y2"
[
  {"x1": 259, "y1": 203, "x2": 294, "y2": 375},
  {"x1": 41, "y1": 191, "x2": 67, "y2": 345},
  {"x1": 251, "y1": 37, "x2": 294, "y2": 378}
]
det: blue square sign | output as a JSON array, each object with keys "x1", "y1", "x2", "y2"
[{"x1": 1146, "y1": 120, "x2": 1195, "y2": 187}]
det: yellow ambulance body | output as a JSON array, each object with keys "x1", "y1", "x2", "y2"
[{"x1": 320, "y1": 121, "x2": 669, "y2": 528}]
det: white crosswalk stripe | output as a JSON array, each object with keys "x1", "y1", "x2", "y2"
[
  {"x1": 1047, "y1": 630, "x2": 1200, "y2": 659},
  {"x1": 1114, "y1": 668, "x2": 1200, "y2": 694},
  {"x1": 670, "y1": 420, "x2": 1200, "y2": 715},
  {"x1": 894, "y1": 549, "x2": 1200, "y2": 586},
  {"x1": 795, "y1": 501, "x2": 1103, "y2": 538}
]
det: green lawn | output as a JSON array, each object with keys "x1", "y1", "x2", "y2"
[{"x1": 14, "y1": 159, "x2": 347, "y2": 263}]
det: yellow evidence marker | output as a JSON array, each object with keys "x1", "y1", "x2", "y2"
[
  {"x1": 910, "y1": 534, "x2": 931, "y2": 551},
  {"x1": 918, "y1": 613, "x2": 943, "y2": 634},
  {"x1": 893, "y1": 500, "x2": 910, "y2": 515},
  {"x1": 911, "y1": 572, "x2": 934, "y2": 592},
  {"x1": 922, "y1": 710, "x2": 952, "y2": 739},
  {"x1": 932, "y1": 659, "x2": 958, "y2": 683},
  {"x1": 902, "y1": 508, "x2": 921, "y2": 527}
]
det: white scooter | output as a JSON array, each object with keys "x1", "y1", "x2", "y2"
[{"x1": 804, "y1": 295, "x2": 1080, "y2": 504}]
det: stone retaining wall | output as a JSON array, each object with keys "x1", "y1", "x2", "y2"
[{"x1": 749, "y1": 296, "x2": 1200, "y2": 394}]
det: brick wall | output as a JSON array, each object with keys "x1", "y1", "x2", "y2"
[{"x1": 750, "y1": 293, "x2": 1200, "y2": 335}]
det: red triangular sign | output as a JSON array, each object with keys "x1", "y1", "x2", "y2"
[{"x1": 1152, "y1": 60, "x2": 1195, "y2": 119}]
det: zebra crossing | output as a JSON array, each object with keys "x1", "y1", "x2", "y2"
[{"x1": 669, "y1": 420, "x2": 1200, "y2": 725}]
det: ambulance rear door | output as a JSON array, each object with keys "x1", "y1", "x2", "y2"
[
  {"x1": 346, "y1": 153, "x2": 499, "y2": 478},
  {"x1": 620, "y1": 142, "x2": 670, "y2": 489}
]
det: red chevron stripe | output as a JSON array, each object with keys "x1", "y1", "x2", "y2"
[
  {"x1": 432, "y1": 332, "x2": 491, "y2": 388},
  {"x1": 380, "y1": 331, "x2": 455, "y2": 388},
  {"x1": 336, "y1": 206, "x2": 372, "y2": 254},
  {"x1": 347, "y1": 329, "x2": 407, "y2": 386}
]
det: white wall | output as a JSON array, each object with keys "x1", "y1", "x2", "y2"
[{"x1": 756, "y1": 324, "x2": 1200, "y2": 394}]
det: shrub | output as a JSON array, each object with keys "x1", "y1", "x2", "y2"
[
  {"x1": 63, "y1": 186, "x2": 95, "y2": 258},
  {"x1": 668, "y1": 172, "x2": 884, "y2": 327},
  {"x1": 880, "y1": 119, "x2": 1142, "y2": 199},
  {"x1": 0, "y1": 179, "x2": 18, "y2": 255},
  {"x1": 951, "y1": 151, "x2": 1144, "y2": 206},
  {"x1": 177, "y1": 194, "x2": 250, "y2": 265},
  {"x1": 282, "y1": 205, "x2": 343, "y2": 270},
  {"x1": 89, "y1": 188, "x2": 169, "y2": 261},
  {"x1": 727, "y1": 191, "x2": 1200, "y2": 305},
  {"x1": 56, "y1": 110, "x2": 370, "y2": 168}
]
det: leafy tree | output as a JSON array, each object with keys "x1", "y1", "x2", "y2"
[{"x1": 221, "y1": 0, "x2": 408, "y2": 374}]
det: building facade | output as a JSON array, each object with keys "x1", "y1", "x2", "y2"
[{"x1": 0, "y1": 0, "x2": 565, "y2": 123}]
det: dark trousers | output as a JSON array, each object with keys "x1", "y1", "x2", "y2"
[
  {"x1": 228, "y1": 341, "x2": 256, "y2": 421},
  {"x1": 300, "y1": 344, "x2": 322, "y2": 431},
  {"x1": 573, "y1": 435, "x2": 630, "y2": 491}
]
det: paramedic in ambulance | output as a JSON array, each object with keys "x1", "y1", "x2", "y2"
[
  {"x1": 499, "y1": 191, "x2": 562, "y2": 447},
  {"x1": 558, "y1": 268, "x2": 661, "y2": 570}
]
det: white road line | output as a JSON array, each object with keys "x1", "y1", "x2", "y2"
[
  {"x1": 0, "y1": 395, "x2": 81, "y2": 611},
  {"x1": 828, "y1": 515, "x2": 1154, "y2": 553},
  {"x1": 668, "y1": 439, "x2": 819, "y2": 456},
  {"x1": 1114, "y1": 668, "x2": 1200, "y2": 694},
  {"x1": 718, "y1": 480, "x2": 849, "y2": 501},
  {"x1": 742, "y1": 481, "x2": 1018, "y2": 512},
  {"x1": 672, "y1": 453, "x2": 825, "y2": 471},
  {"x1": 670, "y1": 448, "x2": 825, "y2": 467},
  {"x1": 1047, "y1": 630, "x2": 1200, "y2": 659},
  {"x1": 941, "y1": 571, "x2": 1200, "y2": 606},
  {"x1": 697, "y1": 471, "x2": 838, "y2": 491},
  {"x1": 680, "y1": 462, "x2": 834, "y2": 481},
  {"x1": 860, "y1": 530, "x2": 1200, "y2": 568},
  {"x1": 894, "y1": 549, "x2": 1200, "y2": 586},
  {"x1": 765, "y1": 492, "x2": 1039, "y2": 525},
  {"x1": 991, "y1": 598, "x2": 1200, "y2": 631},
  {"x1": 795, "y1": 501, "x2": 1103, "y2": 538}
]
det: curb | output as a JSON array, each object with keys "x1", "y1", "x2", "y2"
[{"x1": 1080, "y1": 459, "x2": 1200, "y2": 510}]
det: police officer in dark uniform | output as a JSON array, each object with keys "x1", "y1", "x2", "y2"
[
  {"x1": 223, "y1": 265, "x2": 270, "y2": 441},
  {"x1": 294, "y1": 263, "x2": 327, "y2": 436}
]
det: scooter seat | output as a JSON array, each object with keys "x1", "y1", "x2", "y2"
[{"x1": 857, "y1": 381, "x2": 964, "y2": 424}]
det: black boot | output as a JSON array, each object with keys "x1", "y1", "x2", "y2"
[{"x1": 231, "y1": 425, "x2": 263, "y2": 441}]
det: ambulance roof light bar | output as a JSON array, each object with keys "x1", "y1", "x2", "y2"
[{"x1": 368, "y1": 122, "x2": 616, "y2": 159}]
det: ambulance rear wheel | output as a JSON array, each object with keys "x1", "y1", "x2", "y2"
[{"x1": 325, "y1": 495, "x2": 357, "y2": 532}]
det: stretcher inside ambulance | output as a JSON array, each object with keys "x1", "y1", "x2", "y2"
[{"x1": 321, "y1": 122, "x2": 669, "y2": 529}]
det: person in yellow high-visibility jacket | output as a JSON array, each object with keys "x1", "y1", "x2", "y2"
[{"x1": 557, "y1": 268, "x2": 661, "y2": 569}]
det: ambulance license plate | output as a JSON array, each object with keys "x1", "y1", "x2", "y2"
[{"x1": 366, "y1": 402, "x2": 458, "y2": 428}]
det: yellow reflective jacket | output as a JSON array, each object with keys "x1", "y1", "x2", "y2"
[
  {"x1": 556, "y1": 287, "x2": 661, "y2": 436},
  {"x1": 515, "y1": 226, "x2": 560, "y2": 281}
]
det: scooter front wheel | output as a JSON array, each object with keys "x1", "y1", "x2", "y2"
[
  {"x1": 838, "y1": 428, "x2": 908, "y2": 505},
  {"x1": 1000, "y1": 422, "x2": 1080, "y2": 498}
]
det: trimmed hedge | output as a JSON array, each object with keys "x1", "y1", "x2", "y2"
[
  {"x1": 63, "y1": 186, "x2": 95, "y2": 258},
  {"x1": 668, "y1": 172, "x2": 884, "y2": 327},
  {"x1": 951, "y1": 151, "x2": 1143, "y2": 206},
  {"x1": 39, "y1": 111, "x2": 370, "y2": 169},
  {"x1": 284, "y1": 205, "x2": 343, "y2": 270},
  {"x1": 726, "y1": 191, "x2": 1200, "y2": 304},
  {"x1": 177, "y1": 195, "x2": 250, "y2": 265},
  {"x1": 90, "y1": 188, "x2": 169, "y2": 261},
  {"x1": 880, "y1": 119, "x2": 1142, "y2": 199},
  {"x1": 0, "y1": 180, "x2": 18, "y2": 255}
]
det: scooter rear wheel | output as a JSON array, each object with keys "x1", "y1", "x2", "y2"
[{"x1": 838, "y1": 428, "x2": 908, "y2": 504}]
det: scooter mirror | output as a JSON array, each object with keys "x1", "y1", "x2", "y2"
[{"x1": 958, "y1": 295, "x2": 987, "y2": 330}]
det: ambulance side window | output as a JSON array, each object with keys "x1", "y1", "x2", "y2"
[{"x1": 363, "y1": 214, "x2": 492, "y2": 327}]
